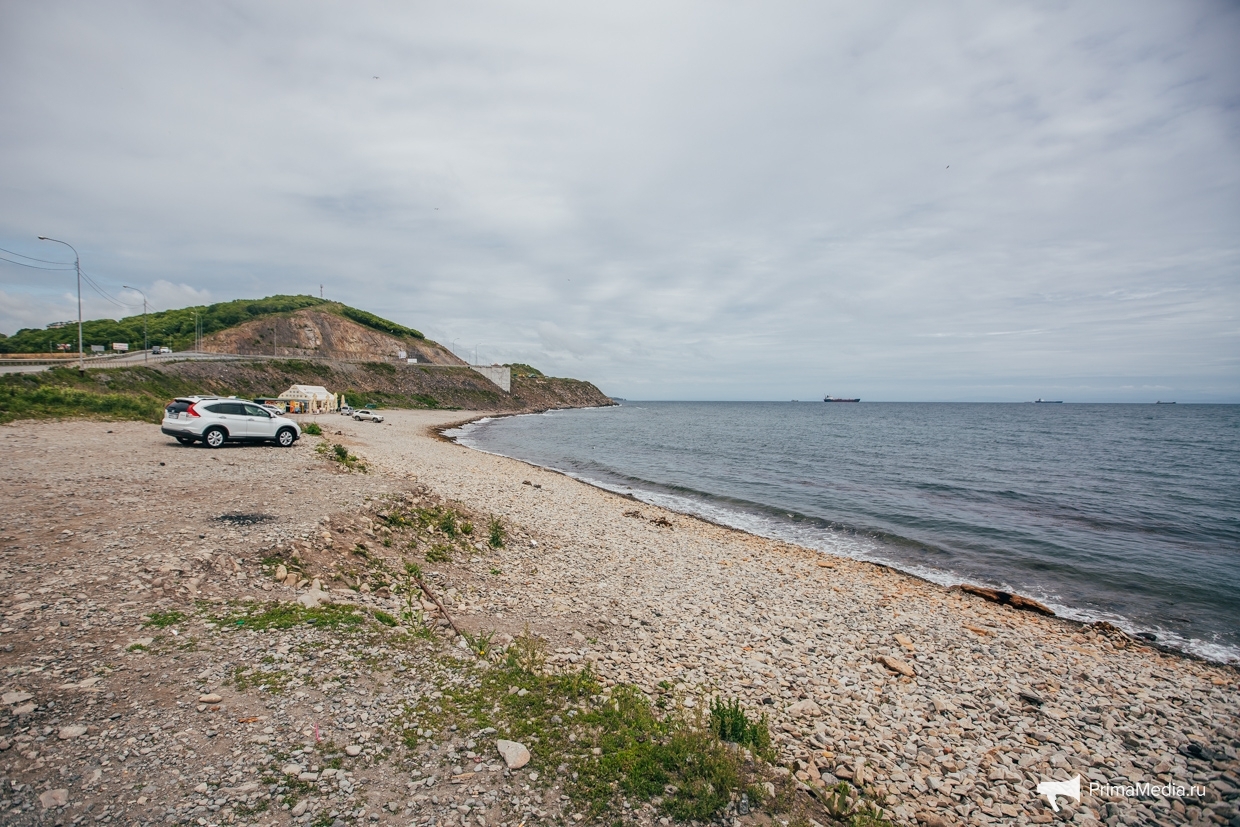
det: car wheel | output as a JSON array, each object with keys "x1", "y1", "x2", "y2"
[
  {"x1": 276, "y1": 427, "x2": 296, "y2": 447},
  {"x1": 175, "y1": 436, "x2": 194, "y2": 445},
  {"x1": 203, "y1": 427, "x2": 226, "y2": 448}
]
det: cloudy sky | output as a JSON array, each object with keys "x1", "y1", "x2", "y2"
[{"x1": 1, "y1": 1, "x2": 1237, "y2": 401}]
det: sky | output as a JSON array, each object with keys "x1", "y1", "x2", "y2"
[{"x1": 1, "y1": 1, "x2": 1237, "y2": 402}]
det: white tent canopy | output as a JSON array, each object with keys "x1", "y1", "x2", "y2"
[{"x1": 277, "y1": 384, "x2": 338, "y2": 413}]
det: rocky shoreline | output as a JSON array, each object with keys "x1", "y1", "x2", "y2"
[{"x1": 0, "y1": 411, "x2": 1237, "y2": 827}]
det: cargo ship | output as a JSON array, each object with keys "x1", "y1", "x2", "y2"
[{"x1": 824, "y1": 395, "x2": 860, "y2": 402}]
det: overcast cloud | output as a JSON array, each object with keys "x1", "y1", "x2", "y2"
[{"x1": 1, "y1": 1, "x2": 1237, "y2": 401}]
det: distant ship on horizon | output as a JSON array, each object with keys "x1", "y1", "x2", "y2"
[
  {"x1": 824, "y1": 394, "x2": 860, "y2": 402},
  {"x1": 1034, "y1": 398, "x2": 1064, "y2": 403}
]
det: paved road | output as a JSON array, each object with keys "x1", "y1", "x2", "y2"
[{"x1": 0, "y1": 351, "x2": 239, "y2": 375}]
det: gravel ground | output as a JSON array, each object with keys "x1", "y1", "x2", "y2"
[{"x1": 1, "y1": 412, "x2": 1238, "y2": 827}]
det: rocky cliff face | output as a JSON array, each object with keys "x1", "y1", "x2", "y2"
[{"x1": 201, "y1": 309, "x2": 463, "y2": 365}]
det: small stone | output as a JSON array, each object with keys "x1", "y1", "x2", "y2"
[
  {"x1": 2, "y1": 691, "x2": 32, "y2": 705},
  {"x1": 916, "y1": 814, "x2": 951, "y2": 827},
  {"x1": 282, "y1": 764, "x2": 303, "y2": 775},
  {"x1": 894, "y1": 634, "x2": 915, "y2": 651},
  {"x1": 13, "y1": 702, "x2": 35, "y2": 715},
  {"x1": 528, "y1": 771, "x2": 539, "y2": 781},
  {"x1": 198, "y1": 693, "x2": 223, "y2": 704},
  {"x1": 274, "y1": 564, "x2": 288, "y2": 582},
  {"x1": 877, "y1": 655, "x2": 915, "y2": 677},
  {"x1": 496, "y1": 739, "x2": 531, "y2": 769},
  {"x1": 346, "y1": 744, "x2": 363, "y2": 756},
  {"x1": 39, "y1": 789, "x2": 69, "y2": 809},
  {"x1": 788, "y1": 699, "x2": 821, "y2": 717},
  {"x1": 194, "y1": 783, "x2": 209, "y2": 794},
  {"x1": 298, "y1": 589, "x2": 332, "y2": 609},
  {"x1": 291, "y1": 801, "x2": 308, "y2": 817},
  {"x1": 58, "y1": 725, "x2": 88, "y2": 739},
  {"x1": 298, "y1": 772, "x2": 319, "y2": 782}
]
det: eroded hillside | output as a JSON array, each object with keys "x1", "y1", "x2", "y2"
[{"x1": 201, "y1": 309, "x2": 462, "y2": 364}]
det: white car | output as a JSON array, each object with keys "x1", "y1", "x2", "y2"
[
  {"x1": 340, "y1": 405, "x2": 354, "y2": 416},
  {"x1": 353, "y1": 410, "x2": 384, "y2": 423},
  {"x1": 162, "y1": 396, "x2": 301, "y2": 448}
]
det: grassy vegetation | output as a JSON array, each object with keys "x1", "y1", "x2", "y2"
[
  {"x1": 507, "y1": 363, "x2": 544, "y2": 378},
  {"x1": 317, "y1": 441, "x2": 367, "y2": 472},
  {"x1": 341, "y1": 388, "x2": 455, "y2": 410},
  {"x1": 415, "y1": 631, "x2": 800, "y2": 824},
  {"x1": 216, "y1": 601, "x2": 365, "y2": 631},
  {"x1": 301, "y1": 421, "x2": 323, "y2": 435},
  {"x1": 0, "y1": 365, "x2": 203, "y2": 424},
  {"x1": 424, "y1": 544, "x2": 452, "y2": 563},
  {"x1": 143, "y1": 610, "x2": 186, "y2": 629},
  {"x1": 488, "y1": 515, "x2": 506, "y2": 548},
  {"x1": 230, "y1": 665, "x2": 294, "y2": 694},
  {"x1": 0, "y1": 295, "x2": 423, "y2": 353}
]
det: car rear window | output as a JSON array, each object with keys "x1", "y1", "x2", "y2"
[{"x1": 166, "y1": 401, "x2": 190, "y2": 414}]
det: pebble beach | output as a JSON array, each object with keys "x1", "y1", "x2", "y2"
[{"x1": 0, "y1": 410, "x2": 1237, "y2": 827}]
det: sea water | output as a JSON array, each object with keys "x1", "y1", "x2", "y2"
[{"x1": 449, "y1": 402, "x2": 1240, "y2": 664}]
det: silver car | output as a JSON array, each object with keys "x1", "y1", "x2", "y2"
[{"x1": 162, "y1": 396, "x2": 301, "y2": 448}]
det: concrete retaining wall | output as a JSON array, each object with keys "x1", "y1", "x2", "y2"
[{"x1": 469, "y1": 365, "x2": 511, "y2": 393}]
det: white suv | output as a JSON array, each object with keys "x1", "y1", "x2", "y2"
[{"x1": 162, "y1": 396, "x2": 301, "y2": 448}]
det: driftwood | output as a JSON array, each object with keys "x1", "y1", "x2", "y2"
[
  {"x1": 412, "y1": 575, "x2": 464, "y2": 637},
  {"x1": 953, "y1": 584, "x2": 1055, "y2": 616}
]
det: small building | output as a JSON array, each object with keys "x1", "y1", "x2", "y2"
[{"x1": 277, "y1": 384, "x2": 338, "y2": 414}]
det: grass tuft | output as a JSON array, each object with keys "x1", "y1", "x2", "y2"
[
  {"x1": 143, "y1": 610, "x2": 186, "y2": 628},
  {"x1": 488, "y1": 515, "x2": 506, "y2": 548},
  {"x1": 218, "y1": 601, "x2": 364, "y2": 630}
]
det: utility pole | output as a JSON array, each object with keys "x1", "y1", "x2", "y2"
[
  {"x1": 38, "y1": 237, "x2": 82, "y2": 371},
  {"x1": 320, "y1": 283, "x2": 324, "y2": 299},
  {"x1": 123, "y1": 286, "x2": 148, "y2": 361}
]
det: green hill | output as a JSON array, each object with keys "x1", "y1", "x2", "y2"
[{"x1": 0, "y1": 295, "x2": 424, "y2": 354}]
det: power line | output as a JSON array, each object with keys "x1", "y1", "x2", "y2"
[
  {"x1": 1, "y1": 249, "x2": 160, "y2": 315},
  {"x1": 0, "y1": 254, "x2": 75, "y2": 271},
  {"x1": 0, "y1": 245, "x2": 73, "y2": 265},
  {"x1": 79, "y1": 268, "x2": 138, "y2": 310}
]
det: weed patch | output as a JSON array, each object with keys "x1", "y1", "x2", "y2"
[
  {"x1": 217, "y1": 601, "x2": 364, "y2": 631},
  {"x1": 143, "y1": 610, "x2": 186, "y2": 629},
  {"x1": 230, "y1": 666, "x2": 293, "y2": 694},
  {"x1": 488, "y1": 516, "x2": 506, "y2": 548},
  {"x1": 318, "y1": 441, "x2": 367, "y2": 472},
  {"x1": 425, "y1": 544, "x2": 452, "y2": 563}
]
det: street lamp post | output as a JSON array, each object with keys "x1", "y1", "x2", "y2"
[
  {"x1": 123, "y1": 285, "x2": 148, "y2": 361},
  {"x1": 37, "y1": 236, "x2": 82, "y2": 371},
  {"x1": 474, "y1": 344, "x2": 487, "y2": 365}
]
